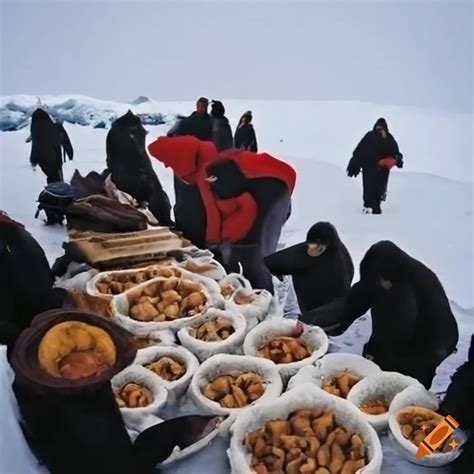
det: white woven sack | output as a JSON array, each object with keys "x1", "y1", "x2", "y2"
[
  {"x1": 177, "y1": 309, "x2": 247, "y2": 362},
  {"x1": 228, "y1": 383, "x2": 383, "y2": 474},
  {"x1": 243, "y1": 319, "x2": 329, "y2": 382},
  {"x1": 134, "y1": 345, "x2": 199, "y2": 400},
  {"x1": 189, "y1": 354, "x2": 283, "y2": 417}
]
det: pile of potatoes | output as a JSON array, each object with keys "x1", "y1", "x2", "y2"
[
  {"x1": 114, "y1": 383, "x2": 153, "y2": 408},
  {"x1": 190, "y1": 319, "x2": 235, "y2": 342},
  {"x1": 145, "y1": 356, "x2": 186, "y2": 382},
  {"x1": 95, "y1": 266, "x2": 180, "y2": 295},
  {"x1": 256, "y1": 337, "x2": 311, "y2": 364},
  {"x1": 127, "y1": 277, "x2": 207, "y2": 322},
  {"x1": 397, "y1": 407, "x2": 456, "y2": 452},
  {"x1": 203, "y1": 372, "x2": 266, "y2": 409},
  {"x1": 245, "y1": 409, "x2": 368, "y2": 474},
  {"x1": 359, "y1": 399, "x2": 389, "y2": 416},
  {"x1": 321, "y1": 372, "x2": 361, "y2": 399}
]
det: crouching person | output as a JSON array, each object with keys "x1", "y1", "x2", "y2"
[{"x1": 203, "y1": 151, "x2": 296, "y2": 292}]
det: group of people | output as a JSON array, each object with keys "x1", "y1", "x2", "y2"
[
  {"x1": 0, "y1": 97, "x2": 471, "y2": 473},
  {"x1": 168, "y1": 97, "x2": 258, "y2": 152}
]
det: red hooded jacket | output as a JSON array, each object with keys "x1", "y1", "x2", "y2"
[{"x1": 148, "y1": 136, "x2": 296, "y2": 244}]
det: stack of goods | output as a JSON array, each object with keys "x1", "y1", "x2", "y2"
[{"x1": 64, "y1": 227, "x2": 188, "y2": 269}]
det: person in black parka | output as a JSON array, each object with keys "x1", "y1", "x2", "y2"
[
  {"x1": 210, "y1": 100, "x2": 233, "y2": 151},
  {"x1": 0, "y1": 212, "x2": 66, "y2": 354},
  {"x1": 30, "y1": 108, "x2": 73, "y2": 184},
  {"x1": 440, "y1": 335, "x2": 474, "y2": 474},
  {"x1": 168, "y1": 97, "x2": 213, "y2": 142},
  {"x1": 264, "y1": 222, "x2": 354, "y2": 312},
  {"x1": 347, "y1": 118, "x2": 403, "y2": 214},
  {"x1": 234, "y1": 111, "x2": 258, "y2": 152},
  {"x1": 106, "y1": 110, "x2": 173, "y2": 226},
  {"x1": 301, "y1": 241, "x2": 459, "y2": 389}
]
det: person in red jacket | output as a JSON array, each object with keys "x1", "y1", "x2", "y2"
[
  {"x1": 148, "y1": 135, "x2": 218, "y2": 248},
  {"x1": 148, "y1": 136, "x2": 296, "y2": 292},
  {"x1": 203, "y1": 151, "x2": 296, "y2": 292}
]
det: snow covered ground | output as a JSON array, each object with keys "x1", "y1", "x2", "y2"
[{"x1": 0, "y1": 95, "x2": 472, "y2": 474}]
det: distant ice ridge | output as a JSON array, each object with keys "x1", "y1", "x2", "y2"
[{"x1": 0, "y1": 94, "x2": 177, "y2": 131}]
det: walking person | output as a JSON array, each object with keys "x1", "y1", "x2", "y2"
[{"x1": 346, "y1": 118, "x2": 403, "y2": 214}]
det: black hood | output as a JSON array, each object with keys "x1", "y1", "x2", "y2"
[
  {"x1": 206, "y1": 158, "x2": 247, "y2": 199},
  {"x1": 373, "y1": 117, "x2": 388, "y2": 132}
]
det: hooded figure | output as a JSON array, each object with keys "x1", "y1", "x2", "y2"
[
  {"x1": 106, "y1": 111, "x2": 173, "y2": 226},
  {"x1": 264, "y1": 222, "x2": 354, "y2": 312},
  {"x1": 29, "y1": 108, "x2": 73, "y2": 183},
  {"x1": 210, "y1": 100, "x2": 233, "y2": 151},
  {"x1": 148, "y1": 135, "x2": 218, "y2": 248},
  {"x1": 234, "y1": 111, "x2": 258, "y2": 152},
  {"x1": 10, "y1": 310, "x2": 220, "y2": 474},
  {"x1": 0, "y1": 212, "x2": 66, "y2": 353},
  {"x1": 204, "y1": 152, "x2": 296, "y2": 291},
  {"x1": 302, "y1": 241, "x2": 458, "y2": 389},
  {"x1": 346, "y1": 118, "x2": 403, "y2": 214}
]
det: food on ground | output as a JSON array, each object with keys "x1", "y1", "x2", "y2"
[
  {"x1": 145, "y1": 356, "x2": 186, "y2": 381},
  {"x1": 95, "y1": 266, "x2": 180, "y2": 295},
  {"x1": 127, "y1": 278, "x2": 207, "y2": 322},
  {"x1": 38, "y1": 321, "x2": 116, "y2": 379},
  {"x1": 256, "y1": 336, "x2": 311, "y2": 364},
  {"x1": 245, "y1": 409, "x2": 368, "y2": 474},
  {"x1": 359, "y1": 399, "x2": 389, "y2": 415},
  {"x1": 190, "y1": 318, "x2": 235, "y2": 342},
  {"x1": 397, "y1": 406, "x2": 458, "y2": 452},
  {"x1": 114, "y1": 383, "x2": 153, "y2": 408},
  {"x1": 322, "y1": 372, "x2": 361, "y2": 398},
  {"x1": 203, "y1": 372, "x2": 266, "y2": 408}
]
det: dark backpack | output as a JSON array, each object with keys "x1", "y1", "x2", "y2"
[{"x1": 35, "y1": 182, "x2": 76, "y2": 225}]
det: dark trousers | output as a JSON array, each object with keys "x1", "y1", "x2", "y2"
[{"x1": 362, "y1": 167, "x2": 389, "y2": 212}]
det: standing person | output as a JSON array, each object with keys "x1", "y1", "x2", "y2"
[
  {"x1": 106, "y1": 111, "x2": 173, "y2": 226},
  {"x1": 346, "y1": 118, "x2": 403, "y2": 214},
  {"x1": 29, "y1": 108, "x2": 74, "y2": 184},
  {"x1": 234, "y1": 111, "x2": 258, "y2": 152},
  {"x1": 210, "y1": 100, "x2": 233, "y2": 151},
  {"x1": 168, "y1": 97, "x2": 213, "y2": 141}
]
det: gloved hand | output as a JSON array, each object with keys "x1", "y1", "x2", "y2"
[
  {"x1": 346, "y1": 158, "x2": 360, "y2": 177},
  {"x1": 396, "y1": 153, "x2": 404, "y2": 168}
]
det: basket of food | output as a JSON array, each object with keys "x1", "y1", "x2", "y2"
[
  {"x1": 111, "y1": 271, "x2": 225, "y2": 334},
  {"x1": 287, "y1": 353, "x2": 382, "y2": 400},
  {"x1": 112, "y1": 365, "x2": 168, "y2": 434},
  {"x1": 228, "y1": 384, "x2": 383, "y2": 474},
  {"x1": 134, "y1": 345, "x2": 199, "y2": 400},
  {"x1": 388, "y1": 384, "x2": 466, "y2": 467},
  {"x1": 346, "y1": 372, "x2": 421, "y2": 433},
  {"x1": 190, "y1": 354, "x2": 283, "y2": 416},
  {"x1": 243, "y1": 320, "x2": 329, "y2": 381},
  {"x1": 177, "y1": 309, "x2": 248, "y2": 362}
]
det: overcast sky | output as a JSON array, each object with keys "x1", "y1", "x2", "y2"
[{"x1": 1, "y1": 0, "x2": 472, "y2": 112}]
